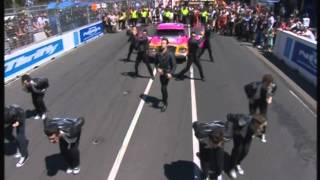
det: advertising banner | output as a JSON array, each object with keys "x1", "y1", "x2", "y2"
[
  {"x1": 5, "y1": 39, "x2": 64, "y2": 78},
  {"x1": 79, "y1": 23, "x2": 104, "y2": 43},
  {"x1": 291, "y1": 41, "x2": 317, "y2": 76}
]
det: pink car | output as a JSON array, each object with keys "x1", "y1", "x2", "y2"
[{"x1": 148, "y1": 23, "x2": 189, "y2": 59}]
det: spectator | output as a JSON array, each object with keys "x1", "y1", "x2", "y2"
[
  {"x1": 43, "y1": 21, "x2": 52, "y2": 38},
  {"x1": 302, "y1": 13, "x2": 310, "y2": 28},
  {"x1": 297, "y1": 26, "x2": 316, "y2": 41}
]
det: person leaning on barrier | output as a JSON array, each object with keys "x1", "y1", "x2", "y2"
[
  {"x1": 5, "y1": 104, "x2": 29, "y2": 168},
  {"x1": 225, "y1": 113, "x2": 267, "y2": 179},
  {"x1": 44, "y1": 117, "x2": 85, "y2": 175},
  {"x1": 155, "y1": 37, "x2": 177, "y2": 112},
  {"x1": 244, "y1": 74, "x2": 277, "y2": 143},
  {"x1": 21, "y1": 74, "x2": 49, "y2": 120}
]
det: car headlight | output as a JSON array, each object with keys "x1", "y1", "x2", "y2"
[
  {"x1": 149, "y1": 47, "x2": 158, "y2": 53},
  {"x1": 178, "y1": 47, "x2": 187, "y2": 53}
]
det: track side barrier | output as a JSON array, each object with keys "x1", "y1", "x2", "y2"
[
  {"x1": 273, "y1": 30, "x2": 317, "y2": 86},
  {"x1": 4, "y1": 21, "x2": 104, "y2": 83}
]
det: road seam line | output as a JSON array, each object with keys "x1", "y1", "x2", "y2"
[
  {"x1": 107, "y1": 68, "x2": 156, "y2": 180},
  {"x1": 289, "y1": 90, "x2": 317, "y2": 117}
]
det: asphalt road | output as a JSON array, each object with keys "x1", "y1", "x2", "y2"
[{"x1": 4, "y1": 26, "x2": 317, "y2": 180}]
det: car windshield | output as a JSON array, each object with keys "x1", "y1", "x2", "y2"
[{"x1": 156, "y1": 29, "x2": 186, "y2": 37}]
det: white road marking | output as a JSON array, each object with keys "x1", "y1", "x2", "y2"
[
  {"x1": 289, "y1": 90, "x2": 316, "y2": 117},
  {"x1": 107, "y1": 69, "x2": 157, "y2": 180},
  {"x1": 190, "y1": 66, "x2": 202, "y2": 177}
]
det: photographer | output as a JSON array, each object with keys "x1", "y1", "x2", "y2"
[
  {"x1": 21, "y1": 74, "x2": 49, "y2": 120},
  {"x1": 226, "y1": 113, "x2": 267, "y2": 179},
  {"x1": 5, "y1": 104, "x2": 29, "y2": 167},
  {"x1": 44, "y1": 117, "x2": 85, "y2": 175},
  {"x1": 244, "y1": 74, "x2": 277, "y2": 143}
]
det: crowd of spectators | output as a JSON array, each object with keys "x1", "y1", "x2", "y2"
[
  {"x1": 5, "y1": 6, "x2": 103, "y2": 55},
  {"x1": 209, "y1": 1, "x2": 317, "y2": 52}
]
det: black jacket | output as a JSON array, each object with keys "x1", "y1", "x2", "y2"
[
  {"x1": 188, "y1": 37, "x2": 200, "y2": 55},
  {"x1": 225, "y1": 113, "x2": 255, "y2": 139},
  {"x1": 136, "y1": 35, "x2": 149, "y2": 52},
  {"x1": 44, "y1": 117, "x2": 85, "y2": 142},
  {"x1": 155, "y1": 49, "x2": 176, "y2": 74},
  {"x1": 244, "y1": 81, "x2": 277, "y2": 101},
  {"x1": 5, "y1": 105, "x2": 25, "y2": 127}
]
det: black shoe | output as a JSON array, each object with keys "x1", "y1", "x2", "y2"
[
  {"x1": 201, "y1": 77, "x2": 205, "y2": 81},
  {"x1": 210, "y1": 58, "x2": 214, "y2": 62},
  {"x1": 151, "y1": 76, "x2": 155, "y2": 80}
]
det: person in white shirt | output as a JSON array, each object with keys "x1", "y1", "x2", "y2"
[
  {"x1": 267, "y1": 12, "x2": 275, "y2": 28},
  {"x1": 302, "y1": 13, "x2": 310, "y2": 28}
]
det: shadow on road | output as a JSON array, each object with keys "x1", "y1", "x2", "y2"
[
  {"x1": 164, "y1": 160, "x2": 201, "y2": 180},
  {"x1": 4, "y1": 142, "x2": 18, "y2": 156},
  {"x1": 25, "y1": 109, "x2": 37, "y2": 119},
  {"x1": 140, "y1": 94, "x2": 162, "y2": 109},
  {"x1": 45, "y1": 154, "x2": 68, "y2": 176},
  {"x1": 121, "y1": 72, "x2": 151, "y2": 79},
  {"x1": 119, "y1": 58, "x2": 135, "y2": 63},
  {"x1": 175, "y1": 75, "x2": 203, "y2": 81}
]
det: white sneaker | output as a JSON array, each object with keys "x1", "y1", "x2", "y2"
[
  {"x1": 34, "y1": 115, "x2": 40, "y2": 120},
  {"x1": 217, "y1": 174, "x2": 223, "y2": 180},
  {"x1": 41, "y1": 114, "x2": 46, "y2": 120},
  {"x1": 236, "y1": 164, "x2": 244, "y2": 175},
  {"x1": 66, "y1": 168, "x2": 73, "y2": 174},
  {"x1": 261, "y1": 134, "x2": 267, "y2": 143},
  {"x1": 73, "y1": 167, "x2": 80, "y2": 174},
  {"x1": 16, "y1": 156, "x2": 28, "y2": 167},
  {"x1": 14, "y1": 152, "x2": 21, "y2": 158},
  {"x1": 229, "y1": 169, "x2": 237, "y2": 179}
]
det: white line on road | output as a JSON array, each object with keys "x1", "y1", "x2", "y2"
[
  {"x1": 289, "y1": 90, "x2": 316, "y2": 117},
  {"x1": 190, "y1": 66, "x2": 202, "y2": 178},
  {"x1": 107, "y1": 69, "x2": 157, "y2": 180}
]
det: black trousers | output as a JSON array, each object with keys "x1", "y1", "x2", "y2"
[
  {"x1": 59, "y1": 133, "x2": 81, "y2": 169},
  {"x1": 230, "y1": 135, "x2": 252, "y2": 169},
  {"x1": 160, "y1": 74, "x2": 170, "y2": 105},
  {"x1": 141, "y1": 17, "x2": 148, "y2": 25},
  {"x1": 5, "y1": 125, "x2": 29, "y2": 157},
  {"x1": 127, "y1": 44, "x2": 135, "y2": 61},
  {"x1": 249, "y1": 99, "x2": 268, "y2": 134},
  {"x1": 198, "y1": 43, "x2": 214, "y2": 61},
  {"x1": 32, "y1": 93, "x2": 47, "y2": 115},
  {"x1": 178, "y1": 54, "x2": 204, "y2": 79},
  {"x1": 118, "y1": 20, "x2": 125, "y2": 30},
  {"x1": 131, "y1": 18, "x2": 137, "y2": 26},
  {"x1": 200, "y1": 143, "x2": 224, "y2": 179},
  {"x1": 135, "y1": 51, "x2": 154, "y2": 77}
]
